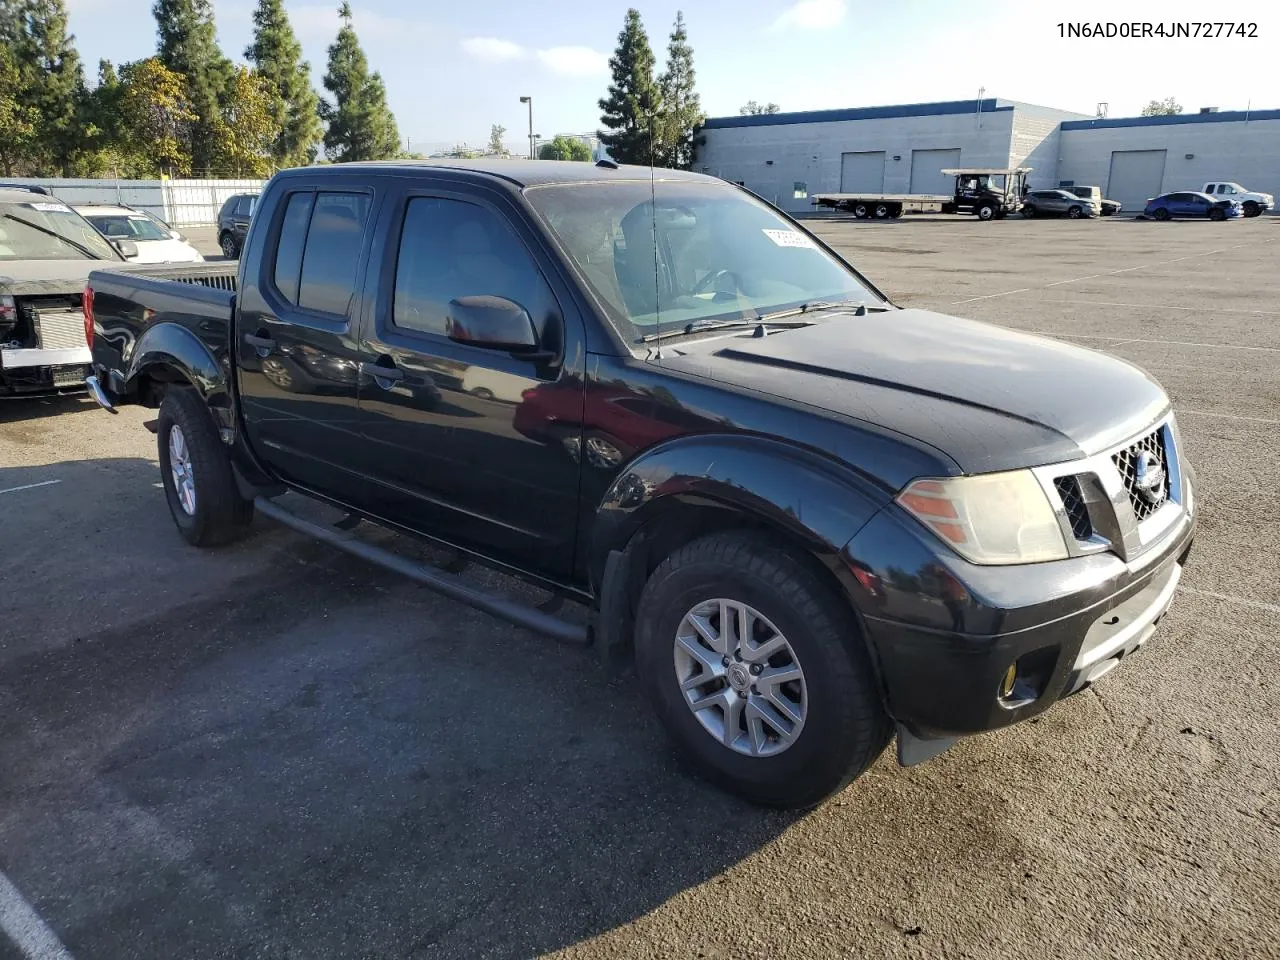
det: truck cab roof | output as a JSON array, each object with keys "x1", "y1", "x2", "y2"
[{"x1": 277, "y1": 159, "x2": 719, "y2": 190}]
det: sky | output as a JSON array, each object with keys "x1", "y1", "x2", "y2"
[{"x1": 63, "y1": 0, "x2": 1278, "y2": 155}]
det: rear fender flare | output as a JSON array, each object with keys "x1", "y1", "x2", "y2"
[
  {"x1": 589, "y1": 434, "x2": 889, "y2": 593},
  {"x1": 126, "y1": 320, "x2": 231, "y2": 429}
]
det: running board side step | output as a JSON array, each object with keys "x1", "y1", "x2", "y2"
[{"x1": 253, "y1": 497, "x2": 589, "y2": 646}]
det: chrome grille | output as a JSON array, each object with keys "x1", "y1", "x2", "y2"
[
  {"x1": 1112, "y1": 428, "x2": 1169, "y2": 523},
  {"x1": 34, "y1": 309, "x2": 86, "y2": 350},
  {"x1": 1054, "y1": 476, "x2": 1093, "y2": 540}
]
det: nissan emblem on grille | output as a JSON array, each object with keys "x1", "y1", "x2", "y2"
[{"x1": 1134, "y1": 451, "x2": 1167, "y2": 505}]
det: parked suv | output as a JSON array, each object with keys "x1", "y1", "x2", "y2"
[
  {"x1": 216, "y1": 193, "x2": 257, "y2": 259},
  {"x1": 1021, "y1": 190, "x2": 1096, "y2": 219}
]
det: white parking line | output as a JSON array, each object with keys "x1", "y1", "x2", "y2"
[
  {"x1": 1021, "y1": 333, "x2": 1280, "y2": 354},
  {"x1": 1034, "y1": 298, "x2": 1280, "y2": 317},
  {"x1": 0, "y1": 480, "x2": 61, "y2": 497},
  {"x1": 1176, "y1": 409, "x2": 1280, "y2": 425},
  {"x1": 0, "y1": 870, "x2": 75, "y2": 960},
  {"x1": 951, "y1": 237, "x2": 1275, "y2": 304},
  {"x1": 1182, "y1": 587, "x2": 1280, "y2": 617}
]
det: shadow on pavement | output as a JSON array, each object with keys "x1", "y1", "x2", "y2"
[{"x1": 0, "y1": 501, "x2": 798, "y2": 959}]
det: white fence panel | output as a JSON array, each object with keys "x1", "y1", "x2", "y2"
[{"x1": 2, "y1": 176, "x2": 269, "y2": 226}]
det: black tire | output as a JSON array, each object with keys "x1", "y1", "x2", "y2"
[
  {"x1": 157, "y1": 388, "x2": 253, "y2": 547},
  {"x1": 634, "y1": 531, "x2": 892, "y2": 809},
  {"x1": 1153, "y1": 208, "x2": 1171, "y2": 221},
  {"x1": 873, "y1": 203, "x2": 890, "y2": 219},
  {"x1": 1021, "y1": 205, "x2": 1036, "y2": 218},
  {"x1": 852, "y1": 203, "x2": 869, "y2": 219},
  {"x1": 976, "y1": 203, "x2": 995, "y2": 221},
  {"x1": 218, "y1": 232, "x2": 239, "y2": 259},
  {"x1": 1242, "y1": 201, "x2": 1260, "y2": 218},
  {"x1": 1209, "y1": 208, "x2": 1226, "y2": 221},
  {"x1": 1066, "y1": 205, "x2": 1083, "y2": 219}
]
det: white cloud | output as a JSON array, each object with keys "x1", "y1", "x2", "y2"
[
  {"x1": 461, "y1": 37, "x2": 526, "y2": 62},
  {"x1": 770, "y1": 0, "x2": 847, "y2": 30},
  {"x1": 535, "y1": 46, "x2": 608, "y2": 77}
]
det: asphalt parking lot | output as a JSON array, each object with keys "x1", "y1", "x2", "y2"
[{"x1": 2, "y1": 213, "x2": 1278, "y2": 960}]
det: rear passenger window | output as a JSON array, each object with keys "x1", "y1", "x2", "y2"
[
  {"x1": 392, "y1": 197, "x2": 551, "y2": 337},
  {"x1": 273, "y1": 192, "x2": 313, "y2": 305},
  {"x1": 297, "y1": 192, "x2": 371, "y2": 316}
]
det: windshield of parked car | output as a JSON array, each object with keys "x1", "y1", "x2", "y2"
[
  {"x1": 523, "y1": 179, "x2": 882, "y2": 340},
  {"x1": 84, "y1": 213, "x2": 170, "y2": 242},
  {"x1": 0, "y1": 199, "x2": 118, "y2": 260}
]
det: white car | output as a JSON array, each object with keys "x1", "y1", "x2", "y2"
[{"x1": 73, "y1": 205, "x2": 205, "y2": 263}]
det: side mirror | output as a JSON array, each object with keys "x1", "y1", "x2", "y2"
[
  {"x1": 169, "y1": 229, "x2": 183, "y2": 240},
  {"x1": 112, "y1": 238, "x2": 138, "y2": 259},
  {"x1": 446, "y1": 296, "x2": 541, "y2": 354}
]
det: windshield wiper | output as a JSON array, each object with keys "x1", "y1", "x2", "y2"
[
  {"x1": 756, "y1": 299, "x2": 889, "y2": 323},
  {"x1": 2, "y1": 214, "x2": 104, "y2": 260},
  {"x1": 640, "y1": 316, "x2": 816, "y2": 343}
]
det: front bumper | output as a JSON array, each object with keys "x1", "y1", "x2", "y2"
[{"x1": 846, "y1": 492, "x2": 1195, "y2": 743}]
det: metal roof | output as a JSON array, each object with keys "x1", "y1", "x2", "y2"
[
  {"x1": 701, "y1": 98, "x2": 1014, "y2": 130},
  {"x1": 303, "y1": 159, "x2": 716, "y2": 188},
  {"x1": 1061, "y1": 108, "x2": 1280, "y2": 130}
]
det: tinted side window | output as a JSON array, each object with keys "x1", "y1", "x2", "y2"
[
  {"x1": 235, "y1": 196, "x2": 254, "y2": 216},
  {"x1": 392, "y1": 197, "x2": 551, "y2": 338},
  {"x1": 273, "y1": 192, "x2": 313, "y2": 304},
  {"x1": 298, "y1": 192, "x2": 371, "y2": 316}
]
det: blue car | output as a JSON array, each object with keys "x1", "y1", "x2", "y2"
[{"x1": 1144, "y1": 191, "x2": 1241, "y2": 221}]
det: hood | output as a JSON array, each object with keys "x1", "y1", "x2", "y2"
[
  {"x1": 658, "y1": 308, "x2": 1170, "y2": 475},
  {"x1": 128, "y1": 239, "x2": 204, "y2": 264},
  {"x1": 0, "y1": 257, "x2": 115, "y2": 296}
]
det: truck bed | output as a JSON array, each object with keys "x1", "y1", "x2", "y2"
[
  {"x1": 87, "y1": 262, "x2": 239, "y2": 398},
  {"x1": 811, "y1": 193, "x2": 951, "y2": 203}
]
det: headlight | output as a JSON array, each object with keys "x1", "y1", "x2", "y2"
[{"x1": 897, "y1": 471, "x2": 1068, "y2": 565}]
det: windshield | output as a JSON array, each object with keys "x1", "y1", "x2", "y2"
[
  {"x1": 85, "y1": 212, "x2": 170, "y2": 242},
  {"x1": 524, "y1": 179, "x2": 882, "y2": 340},
  {"x1": 0, "y1": 200, "x2": 118, "y2": 261}
]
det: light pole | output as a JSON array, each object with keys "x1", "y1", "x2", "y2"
[{"x1": 519, "y1": 96, "x2": 533, "y2": 159}]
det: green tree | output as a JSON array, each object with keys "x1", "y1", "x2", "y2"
[
  {"x1": 0, "y1": 40, "x2": 39, "y2": 176},
  {"x1": 538, "y1": 135, "x2": 591, "y2": 161},
  {"x1": 739, "y1": 100, "x2": 780, "y2": 115},
  {"x1": 245, "y1": 0, "x2": 321, "y2": 167},
  {"x1": 153, "y1": 0, "x2": 233, "y2": 172},
  {"x1": 1140, "y1": 97, "x2": 1182, "y2": 117},
  {"x1": 597, "y1": 8, "x2": 662, "y2": 166},
  {"x1": 117, "y1": 57, "x2": 196, "y2": 176},
  {"x1": 487, "y1": 123, "x2": 507, "y2": 156},
  {"x1": 656, "y1": 11, "x2": 701, "y2": 170},
  {"x1": 5, "y1": 0, "x2": 88, "y2": 174},
  {"x1": 211, "y1": 67, "x2": 282, "y2": 176},
  {"x1": 320, "y1": 3, "x2": 401, "y2": 162}
]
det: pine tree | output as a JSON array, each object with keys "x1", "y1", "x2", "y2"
[
  {"x1": 245, "y1": 0, "x2": 321, "y2": 167},
  {"x1": 153, "y1": 0, "x2": 232, "y2": 172},
  {"x1": 8, "y1": 0, "x2": 87, "y2": 174},
  {"x1": 0, "y1": 41, "x2": 39, "y2": 176},
  {"x1": 597, "y1": 8, "x2": 662, "y2": 166},
  {"x1": 320, "y1": 3, "x2": 400, "y2": 162},
  {"x1": 656, "y1": 11, "x2": 701, "y2": 170}
]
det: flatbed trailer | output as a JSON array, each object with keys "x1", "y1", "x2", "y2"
[{"x1": 812, "y1": 168, "x2": 1031, "y2": 221}]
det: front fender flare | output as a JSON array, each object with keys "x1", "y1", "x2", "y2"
[{"x1": 589, "y1": 434, "x2": 890, "y2": 589}]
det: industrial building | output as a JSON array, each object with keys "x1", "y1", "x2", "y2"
[{"x1": 696, "y1": 98, "x2": 1280, "y2": 215}]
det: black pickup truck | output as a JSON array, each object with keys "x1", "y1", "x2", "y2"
[{"x1": 85, "y1": 160, "x2": 1196, "y2": 808}]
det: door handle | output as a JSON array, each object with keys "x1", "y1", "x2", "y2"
[
  {"x1": 360, "y1": 360, "x2": 405, "y2": 386},
  {"x1": 243, "y1": 332, "x2": 275, "y2": 357}
]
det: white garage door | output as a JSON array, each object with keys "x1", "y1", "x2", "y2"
[
  {"x1": 1107, "y1": 150, "x2": 1167, "y2": 211},
  {"x1": 909, "y1": 148, "x2": 961, "y2": 195},
  {"x1": 840, "y1": 151, "x2": 885, "y2": 193}
]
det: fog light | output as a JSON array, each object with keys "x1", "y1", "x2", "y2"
[{"x1": 999, "y1": 663, "x2": 1017, "y2": 699}]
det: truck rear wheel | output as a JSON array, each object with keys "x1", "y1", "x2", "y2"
[
  {"x1": 853, "y1": 203, "x2": 869, "y2": 219},
  {"x1": 634, "y1": 531, "x2": 892, "y2": 808},
  {"x1": 157, "y1": 388, "x2": 253, "y2": 547},
  {"x1": 873, "y1": 203, "x2": 891, "y2": 219}
]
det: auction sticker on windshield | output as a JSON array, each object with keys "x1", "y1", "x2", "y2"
[
  {"x1": 762, "y1": 228, "x2": 817, "y2": 249},
  {"x1": 26, "y1": 202, "x2": 72, "y2": 213}
]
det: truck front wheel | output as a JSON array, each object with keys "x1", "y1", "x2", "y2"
[
  {"x1": 157, "y1": 388, "x2": 254, "y2": 547},
  {"x1": 976, "y1": 203, "x2": 996, "y2": 221},
  {"x1": 634, "y1": 531, "x2": 892, "y2": 808},
  {"x1": 1242, "y1": 201, "x2": 1260, "y2": 217}
]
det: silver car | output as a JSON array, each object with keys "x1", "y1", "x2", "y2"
[{"x1": 1022, "y1": 189, "x2": 1097, "y2": 219}]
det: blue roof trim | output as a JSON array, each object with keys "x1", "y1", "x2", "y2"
[
  {"x1": 702, "y1": 99, "x2": 1012, "y2": 130},
  {"x1": 1061, "y1": 109, "x2": 1280, "y2": 130}
]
